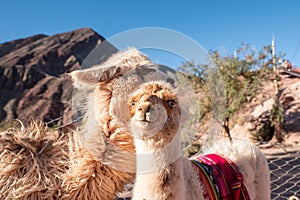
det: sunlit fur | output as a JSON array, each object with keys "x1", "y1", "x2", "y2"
[
  {"x1": 63, "y1": 48, "x2": 171, "y2": 199},
  {"x1": 63, "y1": 49, "x2": 147, "y2": 199},
  {"x1": 130, "y1": 81, "x2": 271, "y2": 200},
  {"x1": 0, "y1": 49, "x2": 149, "y2": 199},
  {"x1": 0, "y1": 121, "x2": 68, "y2": 199}
]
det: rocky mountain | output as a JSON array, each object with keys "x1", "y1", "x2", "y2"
[{"x1": 0, "y1": 28, "x2": 116, "y2": 126}]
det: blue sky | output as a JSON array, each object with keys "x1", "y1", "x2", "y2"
[{"x1": 1, "y1": 0, "x2": 300, "y2": 67}]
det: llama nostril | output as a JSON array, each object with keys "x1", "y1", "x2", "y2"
[
  {"x1": 138, "y1": 105, "x2": 151, "y2": 113},
  {"x1": 146, "y1": 106, "x2": 151, "y2": 113}
]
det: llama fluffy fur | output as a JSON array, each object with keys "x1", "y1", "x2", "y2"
[
  {"x1": 0, "y1": 49, "x2": 153, "y2": 199},
  {"x1": 129, "y1": 81, "x2": 270, "y2": 200},
  {"x1": 54, "y1": 49, "x2": 152, "y2": 198}
]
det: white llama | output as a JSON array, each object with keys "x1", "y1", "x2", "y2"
[{"x1": 129, "y1": 81, "x2": 271, "y2": 200}]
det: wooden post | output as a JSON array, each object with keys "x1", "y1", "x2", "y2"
[
  {"x1": 271, "y1": 35, "x2": 284, "y2": 142},
  {"x1": 272, "y1": 35, "x2": 278, "y2": 95}
]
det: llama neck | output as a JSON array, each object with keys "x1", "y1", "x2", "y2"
[
  {"x1": 134, "y1": 131, "x2": 182, "y2": 173},
  {"x1": 133, "y1": 131, "x2": 185, "y2": 200}
]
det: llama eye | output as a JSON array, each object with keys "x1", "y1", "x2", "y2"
[
  {"x1": 168, "y1": 101, "x2": 175, "y2": 108},
  {"x1": 131, "y1": 101, "x2": 136, "y2": 107}
]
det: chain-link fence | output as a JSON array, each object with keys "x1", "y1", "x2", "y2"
[{"x1": 267, "y1": 149, "x2": 300, "y2": 200}]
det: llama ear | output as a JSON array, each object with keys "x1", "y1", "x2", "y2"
[
  {"x1": 69, "y1": 48, "x2": 150, "y2": 87},
  {"x1": 69, "y1": 65, "x2": 124, "y2": 87}
]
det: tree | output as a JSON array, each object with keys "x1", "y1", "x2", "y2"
[{"x1": 178, "y1": 43, "x2": 273, "y2": 140}]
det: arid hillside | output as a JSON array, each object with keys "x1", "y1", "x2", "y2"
[
  {"x1": 0, "y1": 28, "x2": 117, "y2": 127},
  {"x1": 230, "y1": 73, "x2": 300, "y2": 153}
]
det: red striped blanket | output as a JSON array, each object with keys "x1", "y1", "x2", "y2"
[{"x1": 191, "y1": 154, "x2": 251, "y2": 200}]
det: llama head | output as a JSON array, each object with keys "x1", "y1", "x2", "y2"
[{"x1": 129, "y1": 81, "x2": 181, "y2": 143}]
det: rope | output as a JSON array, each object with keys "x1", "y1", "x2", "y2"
[{"x1": 291, "y1": 40, "x2": 300, "y2": 63}]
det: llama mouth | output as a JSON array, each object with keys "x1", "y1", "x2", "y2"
[
  {"x1": 135, "y1": 114, "x2": 154, "y2": 123},
  {"x1": 136, "y1": 119, "x2": 152, "y2": 125},
  {"x1": 132, "y1": 118, "x2": 158, "y2": 131},
  {"x1": 140, "y1": 117, "x2": 151, "y2": 122}
]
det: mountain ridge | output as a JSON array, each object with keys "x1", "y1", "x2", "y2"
[{"x1": 0, "y1": 28, "x2": 110, "y2": 125}]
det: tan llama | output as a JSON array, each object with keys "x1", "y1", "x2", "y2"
[{"x1": 129, "y1": 81, "x2": 271, "y2": 200}]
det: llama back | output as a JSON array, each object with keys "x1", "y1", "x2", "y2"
[{"x1": 202, "y1": 139, "x2": 271, "y2": 200}]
